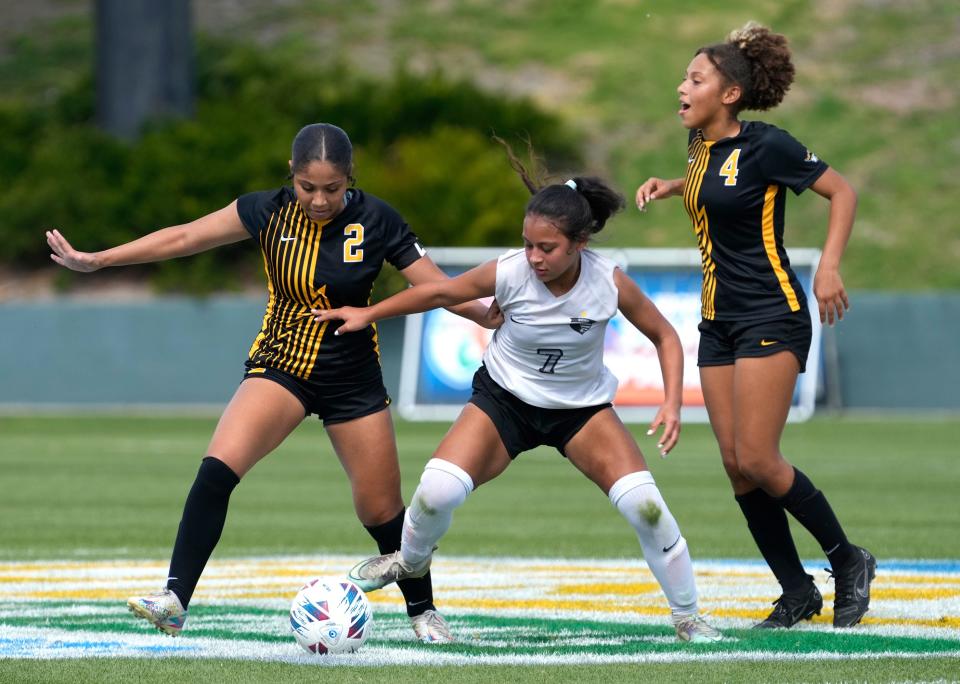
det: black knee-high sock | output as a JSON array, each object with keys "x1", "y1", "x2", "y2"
[
  {"x1": 736, "y1": 488, "x2": 811, "y2": 594},
  {"x1": 166, "y1": 457, "x2": 240, "y2": 608},
  {"x1": 364, "y1": 509, "x2": 435, "y2": 617},
  {"x1": 779, "y1": 467, "x2": 854, "y2": 571}
]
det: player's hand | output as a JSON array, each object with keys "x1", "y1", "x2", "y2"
[
  {"x1": 46, "y1": 229, "x2": 101, "y2": 272},
  {"x1": 646, "y1": 405, "x2": 680, "y2": 457},
  {"x1": 635, "y1": 178, "x2": 673, "y2": 212},
  {"x1": 478, "y1": 298, "x2": 504, "y2": 330},
  {"x1": 311, "y1": 307, "x2": 371, "y2": 335},
  {"x1": 813, "y1": 266, "x2": 850, "y2": 325}
]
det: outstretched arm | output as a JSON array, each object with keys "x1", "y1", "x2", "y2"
[
  {"x1": 635, "y1": 177, "x2": 685, "y2": 211},
  {"x1": 313, "y1": 259, "x2": 498, "y2": 334},
  {"x1": 809, "y1": 168, "x2": 857, "y2": 325},
  {"x1": 399, "y1": 256, "x2": 502, "y2": 329},
  {"x1": 614, "y1": 268, "x2": 683, "y2": 456},
  {"x1": 46, "y1": 201, "x2": 250, "y2": 272}
]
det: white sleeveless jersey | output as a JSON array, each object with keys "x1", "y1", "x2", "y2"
[{"x1": 483, "y1": 248, "x2": 620, "y2": 409}]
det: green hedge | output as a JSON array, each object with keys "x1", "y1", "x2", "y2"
[{"x1": 2, "y1": 39, "x2": 578, "y2": 293}]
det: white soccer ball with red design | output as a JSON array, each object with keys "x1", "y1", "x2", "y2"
[{"x1": 290, "y1": 578, "x2": 372, "y2": 654}]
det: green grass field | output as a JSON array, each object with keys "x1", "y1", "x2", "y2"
[
  {"x1": 2, "y1": 415, "x2": 958, "y2": 563},
  {"x1": 1, "y1": 414, "x2": 958, "y2": 682}
]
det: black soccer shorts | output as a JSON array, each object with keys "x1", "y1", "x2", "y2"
[
  {"x1": 697, "y1": 310, "x2": 813, "y2": 373},
  {"x1": 243, "y1": 365, "x2": 390, "y2": 425},
  {"x1": 468, "y1": 364, "x2": 611, "y2": 458}
]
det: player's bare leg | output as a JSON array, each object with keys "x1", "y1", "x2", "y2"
[
  {"x1": 701, "y1": 361, "x2": 822, "y2": 628},
  {"x1": 129, "y1": 378, "x2": 306, "y2": 635},
  {"x1": 327, "y1": 409, "x2": 404, "y2": 527}
]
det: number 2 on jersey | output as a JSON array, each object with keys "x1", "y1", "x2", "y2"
[
  {"x1": 343, "y1": 223, "x2": 364, "y2": 262},
  {"x1": 719, "y1": 148, "x2": 741, "y2": 186},
  {"x1": 536, "y1": 348, "x2": 563, "y2": 374}
]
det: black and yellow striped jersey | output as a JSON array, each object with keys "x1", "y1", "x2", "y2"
[
  {"x1": 237, "y1": 187, "x2": 424, "y2": 382},
  {"x1": 682, "y1": 121, "x2": 828, "y2": 321}
]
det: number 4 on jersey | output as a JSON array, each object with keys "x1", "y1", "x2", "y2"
[{"x1": 719, "y1": 148, "x2": 741, "y2": 186}]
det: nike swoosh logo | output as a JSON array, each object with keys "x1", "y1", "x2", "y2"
[
  {"x1": 855, "y1": 576, "x2": 869, "y2": 599},
  {"x1": 760, "y1": 339, "x2": 779, "y2": 347},
  {"x1": 407, "y1": 599, "x2": 431, "y2": 607},
  {"x1": 855, "y1": 550, "x2": 873, "y2": 599},
  {"x1": 280, "y1": 236, "x2": 297, "y2": 242},
  {"x1": 662, "y1": 535, "x2": 682, "y2": 553},
  {"x1": 509, "y1": 315, "x2": 530, "y2": 324}
]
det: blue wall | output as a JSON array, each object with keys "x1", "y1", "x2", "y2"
[{"x1": 1, "y1": 293, "x2": 957, "y2": 411}]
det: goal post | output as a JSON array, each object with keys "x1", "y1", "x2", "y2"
[{"x1": 397, "y1": 247, "x2": 823, "y2": 423}]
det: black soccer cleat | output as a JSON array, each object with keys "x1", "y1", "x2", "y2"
[
  {"x1": 829, "y1": 545, "x2": 877, "y2": 628},
  {"x1": 753, "y1": 581, "x2": 823, "y2": 629}
]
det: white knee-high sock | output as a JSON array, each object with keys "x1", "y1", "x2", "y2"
[
  {"x1": 609, "y1": 471, "x2": 698, "y2": 619},
  {"x1": 401, "y1": 458, "x2": 474, "y2": 566}
]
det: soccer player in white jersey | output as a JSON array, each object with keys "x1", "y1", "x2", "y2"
[{"x1": 313, "y1": 153, "x2": 722, "y2": 643}]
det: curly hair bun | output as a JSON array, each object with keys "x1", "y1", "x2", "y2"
[
  {"x1": 726, "y1": 21, "x2": 766, "y2": 49},
  {"x1": 727, "y1": 22, "x2": 795, "y2": 111}
]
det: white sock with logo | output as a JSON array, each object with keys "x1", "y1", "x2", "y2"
[
  {"x1": 609, "y1": 471, "x2": 698, "y2": 619},
  {"x1": 401, "y1": 458, "x2": 474, "y2": 567}
]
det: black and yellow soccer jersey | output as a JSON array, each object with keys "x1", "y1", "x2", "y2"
[
  {"x1": 236, "y1": 187, "x2": 424, "y2": 382},
  {"x1": 682, "y1": 121, "x2": 828, "y2": 321}
]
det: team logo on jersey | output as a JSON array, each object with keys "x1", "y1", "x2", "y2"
[
  {"x1": 804, "y1": 150, "x2": 819, "y2": 163},
  {"x1": 569, "y1": 317, "x2": 596, "y2": 335}
]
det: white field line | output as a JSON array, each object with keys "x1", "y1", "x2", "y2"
[{"x1": 3, "y1": 624, "x2": 960, "y2": 665}]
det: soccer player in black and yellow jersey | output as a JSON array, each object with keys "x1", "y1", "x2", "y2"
[
  {"x1": 635, "y1": 24, "x2": 876, "y2": 629},
  {"x1": 46, "y1": 123, "x2": 500, "y2": 642}
]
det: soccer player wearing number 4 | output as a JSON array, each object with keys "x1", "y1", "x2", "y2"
[
  {"x1": 635, "y1": 23, "x2": 875, "y2": 629},
  {"x1": 314, "y1": 150, "x2": 722, "y2": 643}
]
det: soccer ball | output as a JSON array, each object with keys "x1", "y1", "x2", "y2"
[{"x1": 290, "y1": 577, "x2": 373, "y2": 655}]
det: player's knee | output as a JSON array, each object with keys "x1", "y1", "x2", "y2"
[
  {"x1": 718, "y1": 446, "x2": 741, "y2": 479},
  {"x1": 354, "y1": 500, "x2": 404, "y2": 527},
  {"x1": 734, "y1": 452, "x2": 780, "y2": 487},
  {"x1": 195, "y1": 455, "x2": 241, "y2": 493},
  {"x1": 415, "y1": 458, "x2": 474, "y2": 515},
  {"x1": 609, "y1": 471, "x2": 684, "y2": 553},
  {"x1": 609, "y1": 473, "x2": 667, "y2": 526}
]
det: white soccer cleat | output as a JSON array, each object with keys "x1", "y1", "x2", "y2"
[
  {"x1": 347, "y1": 550, "x2": 431, "y2": 593},
  {"x1": 127, "y1": 588, "x2": 187, "y2": 636},
  {"x1": 410, "y1": 609, "x2": 454, "y2": 643},
  {"x1": 674, "y1": 614, "x2": 723, "y2": 643}
]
